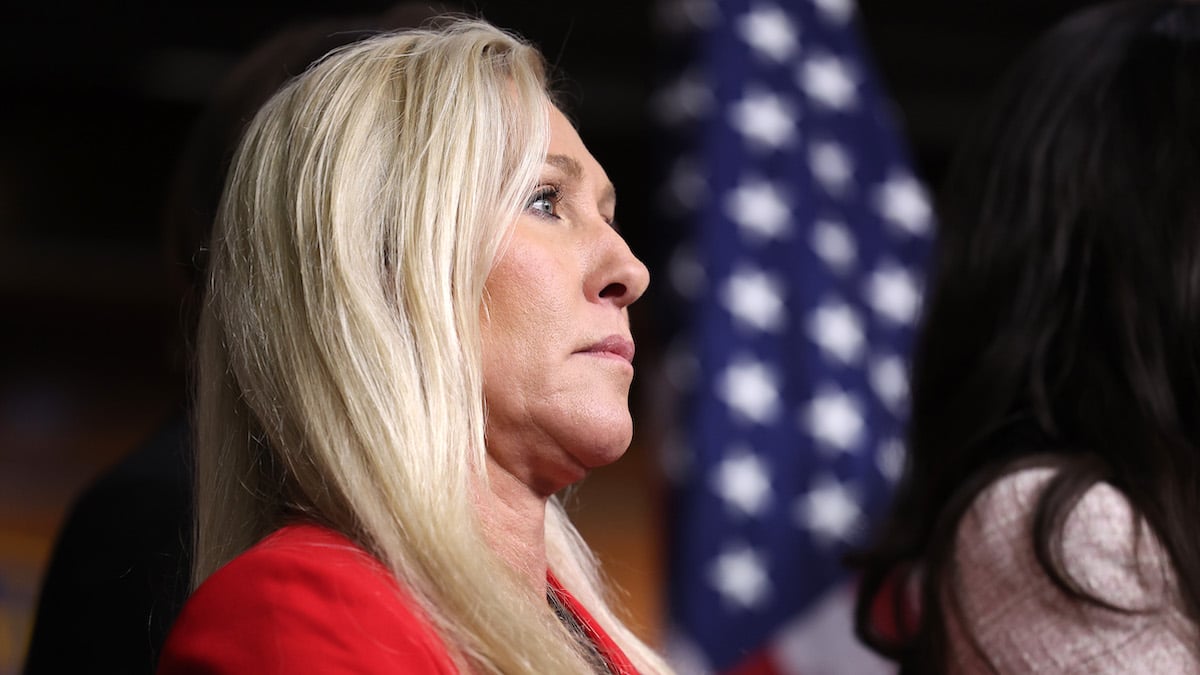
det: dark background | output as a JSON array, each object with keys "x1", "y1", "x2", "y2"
[
  {"x1": 0, "y1": 0, "x2": 1099, "y2": 383},
  {"x1": 0, "y1": 1, "x2": 1096, "y2": 670}
]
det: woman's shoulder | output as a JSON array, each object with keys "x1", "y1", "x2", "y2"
[
  {"x1": 186, "y1": 523, "x2": 402, "y2": 609},
  {"x1": 961, "y1": 465, "x2": 1171, "y2": 605},
  {"x1": 948, "y1": 465, "x2": 1198, "y2": 673},
  {"x1": 158, "y1": 523, "x2": 457, "y2": 674},
  {"x1": 219, "y1": 522, "x2": 387, "y2": 573}
]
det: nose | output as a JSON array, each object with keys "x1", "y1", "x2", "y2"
[{"x1": 590, "y1": 228, "x2": 650, "y2": 309}]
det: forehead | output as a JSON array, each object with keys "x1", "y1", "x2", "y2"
[
  {"x1": 547, "y1": 106, "x2": 588, "y2": 155},
  {"x1": 545, "y1": 107, "x2": 614, "y2": 202}
]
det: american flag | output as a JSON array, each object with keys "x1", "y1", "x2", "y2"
[{"x1": 651, "y1": 0, "x2": 932, "y2": 672}]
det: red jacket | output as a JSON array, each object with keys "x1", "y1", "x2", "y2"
[{"x1": 157, "y1": 523, "x2": 639, "y2": 673}]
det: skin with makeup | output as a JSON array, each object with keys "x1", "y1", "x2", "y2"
[
  {"x1": 154, "y1": 20, "x2": 673, "y2": 675},
  {"x1": 481, "y1": 106, "x2": 650, "y2": 589}
]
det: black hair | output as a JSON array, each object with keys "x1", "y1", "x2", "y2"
[{"x1": 851, "y1": 2, "x2": 1200, "y2": 671}]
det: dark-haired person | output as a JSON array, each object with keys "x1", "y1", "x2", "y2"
[
  {"x1": 853, "y1": 1, "x2": 1200, "y2": 672},
  {"x1": 22, "y1": 8, "x2": 447, "y2": 674}
]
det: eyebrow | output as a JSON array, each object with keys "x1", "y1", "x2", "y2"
[{"x1": 546, "y1": 153, "x2": 616, "y2": 207}]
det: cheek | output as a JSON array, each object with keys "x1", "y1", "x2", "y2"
[
  {"x1": 480, "y1": 268, "x2": 550, "y2": 398},
  {"x1": 483, "y1": 251, "x2": 572, "y2": 356}
]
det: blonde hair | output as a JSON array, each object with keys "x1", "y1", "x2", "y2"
[{"x1": 194, "y1": 18, "x2": 669, "y2": 674}]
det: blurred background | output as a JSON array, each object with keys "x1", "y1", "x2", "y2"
[{"x1": 0, "y1": 0, "x2": 1098, "y2": 672}]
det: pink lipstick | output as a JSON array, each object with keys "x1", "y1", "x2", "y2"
[{"x1": 581, "y1": 335, "x2": 635, "y2": 364}]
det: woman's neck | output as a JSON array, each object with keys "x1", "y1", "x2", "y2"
[{"x1": 479, "y1": 457, "x2": 550, "y2": 596}]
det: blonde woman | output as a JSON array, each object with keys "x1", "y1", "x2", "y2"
[{"x1": 157, "y1": 19, "x2": 671, "y2": 674}]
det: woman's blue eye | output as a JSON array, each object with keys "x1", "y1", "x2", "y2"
[{"x1": 526, "y1": 187, "x2": 560, "y2": 217}]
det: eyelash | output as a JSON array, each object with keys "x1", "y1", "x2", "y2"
[
  {"x1": 524, "y1": 184, "x2": 620, "y2": 232},
  {"x1": 526, "y1": 185, "x2": 562, "y2": 219}
]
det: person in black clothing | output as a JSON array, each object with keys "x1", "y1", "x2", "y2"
[
  {"x1": 23, "y1": 417, "x2": 191, "y2": 674},
  {"x1": 22, "y1": 6, "x2": 447, "y2": 673}
]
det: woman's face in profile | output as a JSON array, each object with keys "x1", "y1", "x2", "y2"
[{"x1": 480, "y1": 105, "x2": 650, "y2": 497}]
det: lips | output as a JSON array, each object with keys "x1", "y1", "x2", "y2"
[{"x1": 581, "y1": 335, "x2": 635, "y2": 363}]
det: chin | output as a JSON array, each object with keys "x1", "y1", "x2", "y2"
[
  {"x1": 540, "y1": 433, "x2": 630, "y2": 496},
  {"x1": 572, "y1": 414, "x2": 634, "y2": 469},
  {"x1": 580, "y1": 442, "x2": 631, "y2": 469}
]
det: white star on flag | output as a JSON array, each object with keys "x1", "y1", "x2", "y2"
[
  {"x1": 812, "y1": 0, "x2": 855, "y2": 24},
  {"x1": 721, "y1": 266, "x2": 787, "y2": 333},
  {"x1": 809, "y1": 140, "x2": 855, "y2": 195},
  {"x1": 669, "y1": 242, "x2": 706, "y2": 299},
  {"x1": 729, "y1": 90, "x2": 797, "y2": 150},
  {"x1": 877, "y1": 437, "x2": 906, "y2": 483},
  {"x1": 800, "y1": 387, "x2": 865, "y2": 453},
  {"x1": 711, "y1": 447, "x2": 773, "y2": 516},
  {"x1": 709, "y1": 545, "x2": 772, "y2": 609},
  {"x1": 655, "y1": 70, "x2": 715, "y2": 126},
  {"x1": 718, "y1": 356, "x2": 782, "y2": 425},
  {"x1": 864, "y1": 262, "x2": 921, "y2": 325},
  {"x1": 794, "y1": 475, "x2": 863, "y2": 544},
  {"x1": 873, "y1": 172, "x2": 933, "y2": 236},
  {"x1": 807, "y1": 300, "x2": 865, "y2": 364},
  {"x1": 810, "y1": 218, "x2": 857, "y2": 273},
  {"x1": 724, "y1": 178, "x2": 792, "y2": 242},
  {"x1": 665, "y1": 338, "x2": 700, "y2": 394},
  {"x1": 799, "y1": 54, "x2": 859, "y2": 111},
  {"x1": 664, "y1": 157, "x2": 707, "y2": 214},
  {"x1": 659, "y1": 429, "x2": 693, "y2": 486},
  {"x1": 736, "y1": 5, "x2": 798, "y2": 62},
  {"x1": 868, "y1": 353, "x2": 909, "y2": 413},
  {"x1": 655, "y1": 0, "x2": 719, "y2": 33}
]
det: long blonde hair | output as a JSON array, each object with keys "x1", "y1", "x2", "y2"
[{"x1": 194, "y1": 19, "x2": 669, "y2": 675}]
